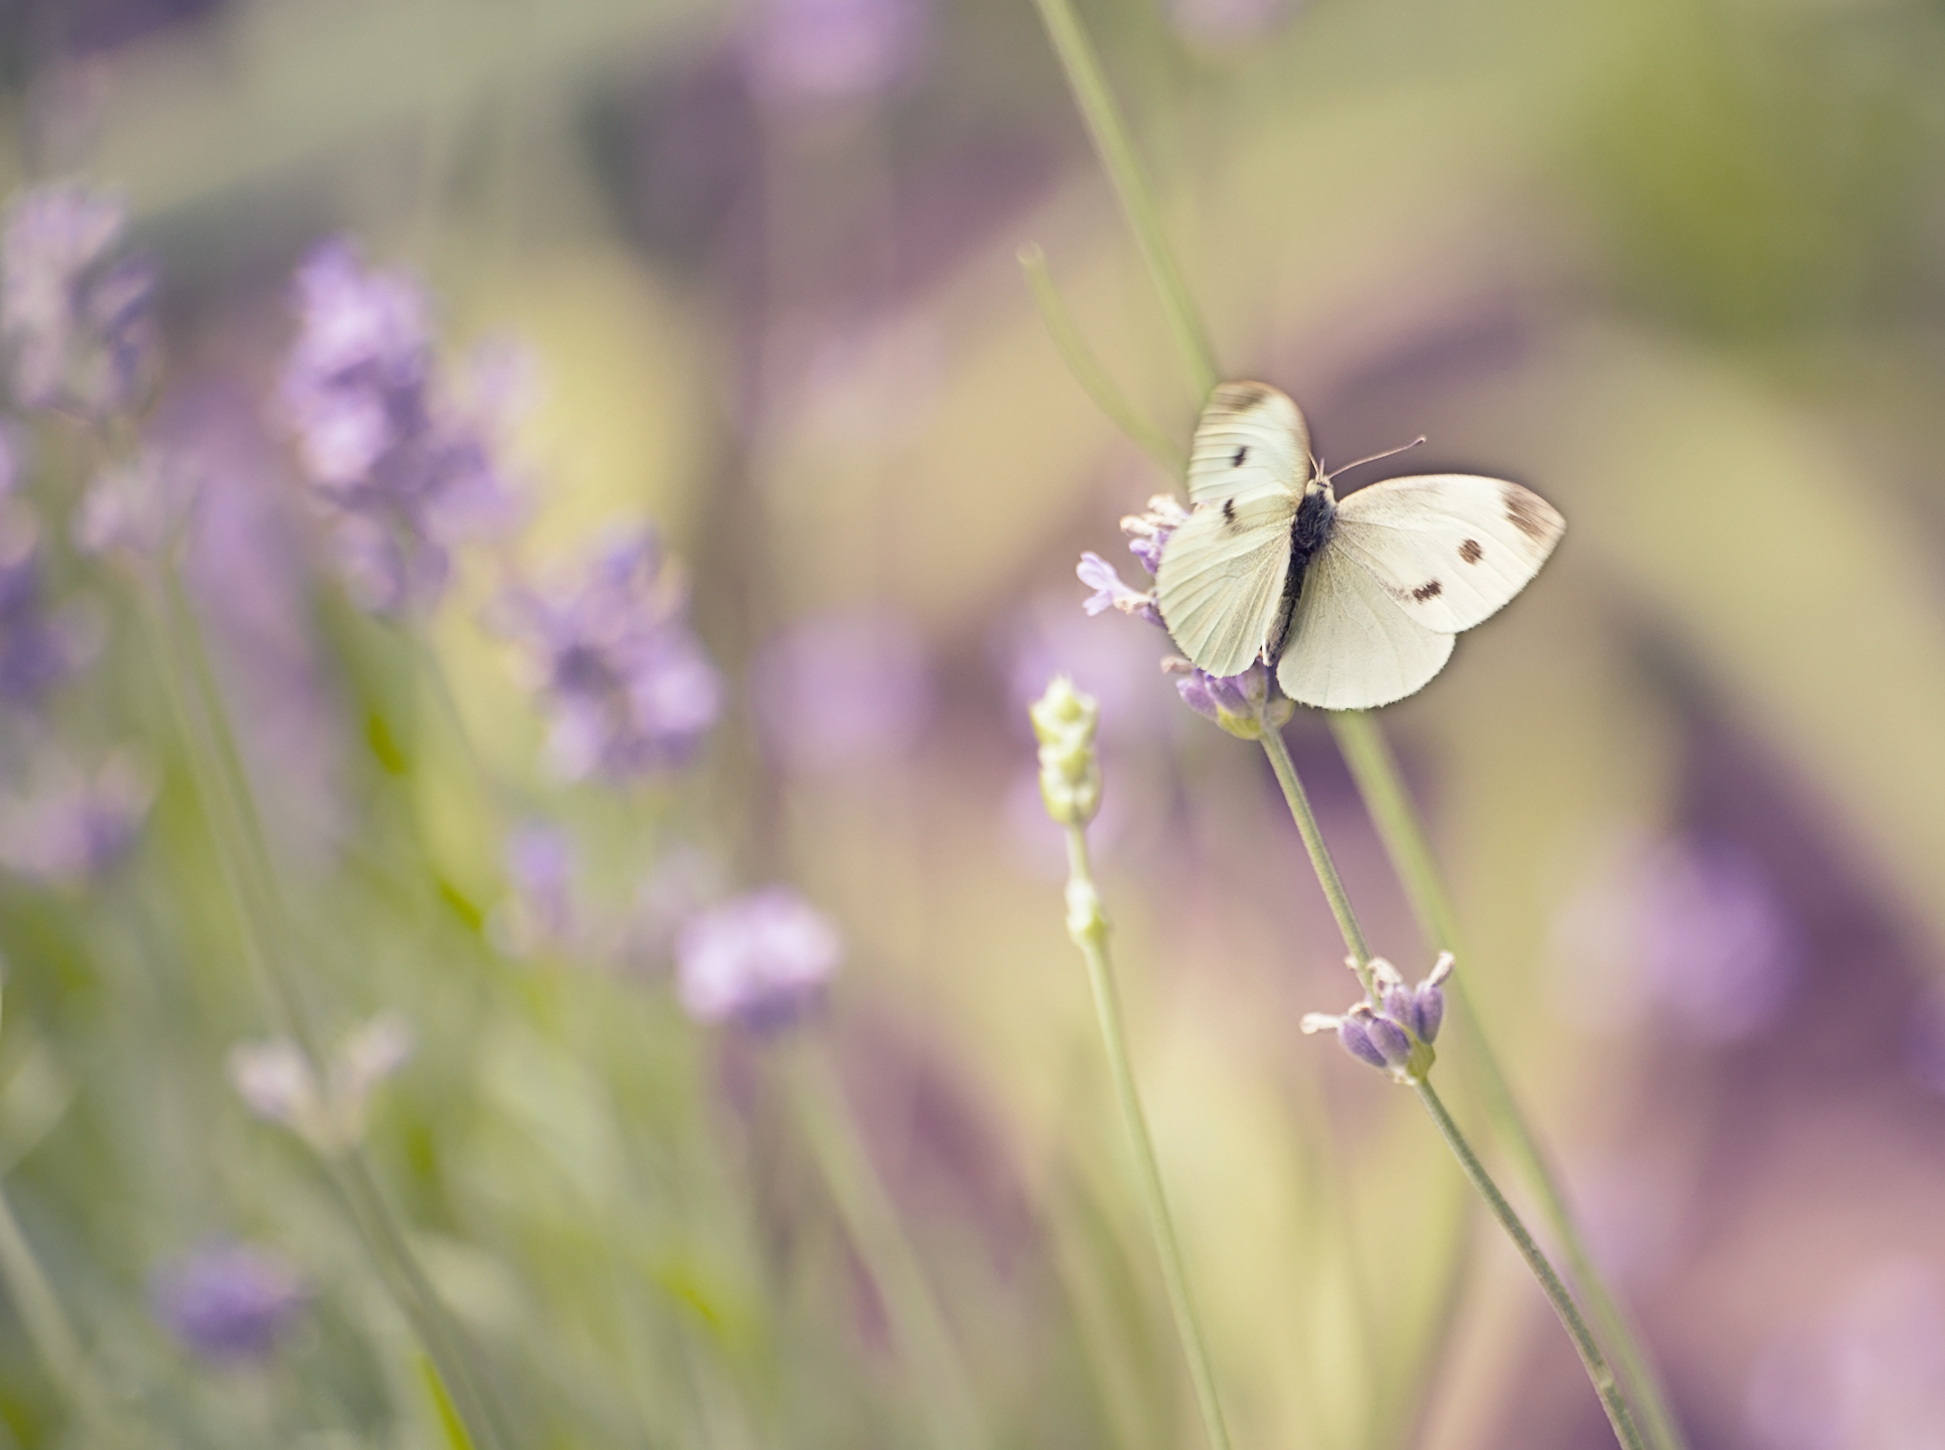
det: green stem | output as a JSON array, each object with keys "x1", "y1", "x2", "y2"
[
  {"x1": 784, "y1": 1040, "x2": 985, "y2": 1450},
  {"x1": 1412, "y1": 1082, "x2": 1645, "y2": 1450},
  {"x1": 1258, "y1": 722, "x2": 1644, "y2": 1450},
  {"x1": 0, "y1": 1182, "x2": 129, "y2": 1445},
  {"x1": 1061, "y1": 824, "x2": 1234, "y2": 1450},
  {"x1": 1327, "y1": 711, "x2": 1686, "y2": 1450},
  {"x1": 1028, "y1": 0, "x2": 1219, "y2": 400},
  {"x1": 1019, "y1": 246, "x2": 1186, "y2": 472},
  {"x1": 1257, "y1": 727, "x2": 1375, "y2": 994},
  {"x1": 141, "y1": 566, "x2": 511, "y2": 1450}
]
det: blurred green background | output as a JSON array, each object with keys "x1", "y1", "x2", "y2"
[{"x1": 1, "y1": 0, "x2": 1944, "y2": 1445}]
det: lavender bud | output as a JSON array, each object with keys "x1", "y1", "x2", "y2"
[
  {"x1": 675, "y1": 887, "x2": 842, "y2": 1033},
  {"x1": 1076, "y1": 551, "x2": 1162, "y2": 627},
  {"x1": 1029, "y1": 676, "x2": 1102, "y2": 826},
  {"x1": 1413, "y1": 984, "x2": 1446, "y2": 1044},
  {"x1": 151, "y1": 1243, "x2": 308, "y2": 1363},
  {"x1": 1359, "y1": 1008, "x2": 1416, "y2": 1071},
  {"x1": 1337, "y1": 1015, "x2": 1391, "y2": 1070}
]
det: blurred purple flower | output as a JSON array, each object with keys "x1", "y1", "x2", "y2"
[
  {"x1": 1166, "y1": 0, "x2": 1294, "y2": 46},
  {"x1": 745, "y1": 0, "x2": 930, "y2": 105},
  {"x1": 1907, "y1": 985, "x2": 1945, "y2": 1097},
  {"x1": 0, "y1": 504, "x2": 95, "y2": 707},
  {"x1": 276, "y1": 239, "x2": 523, "y2": 614},
  {"x1": 489, "y1": 823, "x2": 580, "y2": 957},
  {"x1": 752, "y1": 608, "x2": 933, "y2": 773},
  {"x1": 1743, "y1": 1261, "x2": 1945, "y2": 1450},
  {"x1": 151, "y1": 1242, "x2": 307, "y2": 1364},
  {"x1": 0, "y1": 423, "x2": 21, "y2": 495},
  {"x1": 73, "y1": 443, "x2": 200, "y2": 560},
  {"x1": 494, "y1": 530, "x2": 722, "y2": 780},
  {"x1": 0, "y1": 184, "x2": 157, "y2": 419},
  {"x1": 0, "y1": 751, "x2": 152, "y2": 885},
  {"x1": 1550, "y1": 834, "x2": 1801, "y2": 1043},
  {"x1": 676, "y1": 886, "x2": 841, "y2": 1032}
]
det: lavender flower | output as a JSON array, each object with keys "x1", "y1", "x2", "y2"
[
  {"x1": 276, "y1": 240, "x2": 521, "y2": 614},
  {"x1": 1119, "y1": 493, "x2": 1188, "y2": 577},
  {"x1": 1303, "y1": 952, "x2": 1454, "y2": 1082},
  {"x1": 488, "y1": 823, "x2": 580, "y2": 957},
  {"x1": 227, "y1": 1013, "x2": 413, "y2": 1155},
  {"x1": 1550, "y1": 834, "x2": 1800, "y2": 1043},
  {"x1": 0, "y1": 504, "x2": 95, "y2": 706},
  {"x1": 751, "y1": 608, "x2": 934, "y2": 774},
  {"x1": 151, "y1": 1242, "x2": 307, "y2": 1363},
  {"x1": 494, "y1": 530, "x2": 722, "y2": 780},
  {"x1": 745, "y1": 0, "x2": 930, "y2": 105},
  {"x1": 1077, "y1": 551, "x2": 1162, "y2": 626},
  {"x1": 0, "y1": 185, "x2": 157, "y2": 419},
  {"x1": 675, "y1": 887, "x2": 841, "y2": 1032},
  {"x1": 0, "y1": 751, "x2": 152, "y2": 884},
  {"x1": 73, "y1": 444, "x2": 200, "y2": 560}
]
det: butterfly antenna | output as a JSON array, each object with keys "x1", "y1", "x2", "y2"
[{"x1": 1325, "y1": 436, "x2": 1427, "y2": 481}]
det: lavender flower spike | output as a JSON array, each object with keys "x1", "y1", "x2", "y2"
[
  {"x1": 276, "y1": 238, "x2": 522, "y2": 613},
  {"x1": 151, "y1": 1242, "x2": 308, "y2": 1363},
  {"x1": 676, "y1": 887, "x2": 842, "y2": 1033},
  {"x1": 0, "y1": 185, "x2": 157, "y2": 419},
  {"x1": 1119, "y1": 493, "x2": 1189, "y2": 576},
  {"x1": 494, "y1": 529, "x2": 722, "y2": 780},
  {"x1": 1171, "y1": 661, "x2": 1290, "y2": 741},
  {"x1": 1302, "y1": 952, "x2": 1456, "y2": 1082}
]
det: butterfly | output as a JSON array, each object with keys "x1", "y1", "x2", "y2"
[{"x1": 1156, "y1": 381, "x2": 1565, "y2": 711}]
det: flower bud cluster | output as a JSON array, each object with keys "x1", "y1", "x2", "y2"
[
  {"x1": 1028, "y1": 676, "x2": 1102, "y2": 827},
  {"x1": 1171, "y1": 660, "x2": 1292, "y2": 740},
  {"x1": 1302, "y1": 952, "x2": 1454, "y2": 1083}
]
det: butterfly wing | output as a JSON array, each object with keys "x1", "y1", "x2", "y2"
[
  {"x1": 1187, "y1": 381, "x2": 1312, "y2": 508},
  {"x1": 1157, "y1": 492, "x2": 1299, "y2": 678},
  {"x1": 1275, "y1": 542, "x2": 1456, "y2": 710},
  {"x1": 1329, "y1": 474, "x2": 1565, "y2": 633}
]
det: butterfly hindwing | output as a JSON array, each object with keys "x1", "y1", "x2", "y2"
[
  {"x1": 1275, "y1": 541, "x2": 1456, "y2": 711},
  {"x1": 1156, "y1": 492, "x2": 1299, "y2": 679},
  {"x1": 1186, "y1": 381, "x2": 1311, "y2": 508},
  {"x1": 1329, "y1": 474, "x2": 1565, "y2": 634}
]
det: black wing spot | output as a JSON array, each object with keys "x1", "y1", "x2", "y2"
[
  {"x1": 1221, "y1": 498, "x2": 1237, "y2": 525},
  {"x1": 1231, "y1": 446, "x2": 1249, "y2": 467},
  {"x1": 1459, "y1": 539, "x2": 1483, "y2": 564},
  {"x1": 1504, "y1": 487, "x2": 1549, "y2": 541},
  {"x1": 1411, "y1": 579, "x2": 1443, "y2": 602}
]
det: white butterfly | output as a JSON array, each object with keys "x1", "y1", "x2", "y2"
[{"x1": 1156, "y1": 381, "x2": 1564, "y2": 711}]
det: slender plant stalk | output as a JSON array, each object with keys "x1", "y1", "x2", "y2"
[
  {"x1": 1259, "y1": 729, "x2": 1645, "y2": 1450},
  {"x1": 139, "y1": 566, "x2": 512, "y2": 1450},
  {"x1": 1019, "y1": 246, "x2": 1186, "y2": 472},
  {"x1": 1019, "y1": 3, "x2": 1684, "y2": 1440},
  {"x1": 784, "y1": 1040, "x2": 986, "y2": 1450},
  {"x1": 0, "y1": 1181, "x2": 129, "y2": 1446},
  {"x1": 1060, "y1": 823, "x2": 1234, "y2": 1450},
  {"x1": 1028, "y1": 0, "x2": 1219, "y2": 400},
  {"x1": 1412, "y1": 1080, "x2": 1643, "y2": 1446},
  {"x1": 1327, "y1": 711, "x2": 1686, "y2": 1450}
]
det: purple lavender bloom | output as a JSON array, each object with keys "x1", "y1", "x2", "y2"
[
  {"x1": 150, "y1": 1242, "x2": 308, "y2": 1363},
  {"x1": 1303, "y1": 953, "x2": 1453, "y2": 1081},
  {"x1": 745, "y1": 0, "x2": 930, "y2": 105},
  {"x1": 495, "y1": 530, "x2": 722, "y2": 780},
  {"x1": 0, "y1": 505, "x2": 93, "y2": 707},
  {"x1": 489, "y1": 823, "x2": 581, "y2": 956},
  {"x1": 751, "y1": 608, "x2": 934, "y2": 774},
  {"x1": 1167, "y1": 0, "x2": 1293, "y2": 46},
  {"x1": 0, "y1": 752, "x2": 153, "y2": 884},
  {"x1": 1119, "y1": 493, "x2": 1188, "y2": 577},
  {"x1": 277, "y1": 240, "x2": 522, "y2": 614},
  {"x1": 675, "y1": 886, "x2": 842, "y2": 1032},
  {"x1": 1077, "y1": 551, "x2": 1162, "y2": 627},
  {"x1": 0, "y1": 185, "x2": 157, "y2": 420}
]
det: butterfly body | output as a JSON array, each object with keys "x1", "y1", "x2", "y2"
[{"x1": 1156, "y1": 381, "x2": 1564, "y2": 711}]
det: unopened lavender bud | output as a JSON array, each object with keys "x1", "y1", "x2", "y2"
[
  {"x1": 1029, "y1": 676, "x2": 1102, "y2": 826},
  {"x1": 1358, "y1": 1006, "x2": 1415, "y2": 1071},
  {"x1": 1413, "y1": 984, "x2": 1446, "y2": 1044},
  {"x1": 1301, "y1": 1010, "x2": 1389, "y2": 1071},
  {"x1": 1175, "y1": 663, "x2": 1290, "y2": 741}
]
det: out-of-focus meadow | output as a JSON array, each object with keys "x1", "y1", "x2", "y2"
[{"x1": 0, "y1": 0, "x2": 1943, "y2": 1446}]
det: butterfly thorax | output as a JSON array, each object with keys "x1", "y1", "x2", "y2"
[{"x1": 1263, "y1": 484, "x2": 1336, "y2": 666}]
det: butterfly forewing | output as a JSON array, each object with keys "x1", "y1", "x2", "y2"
[
  {"x1": 1329, "y1": 474, "x2": 1564, "y2": 634},
  {"x1": 1275, "y1": 543, "x2": 1455, "y2": 710},
  {"x1": 1156, "y1": 492, "x2": 1299, "y2": 678},
  {"x1": 1186, "y1": 381, "x2": 1311, "y2": 508}
]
